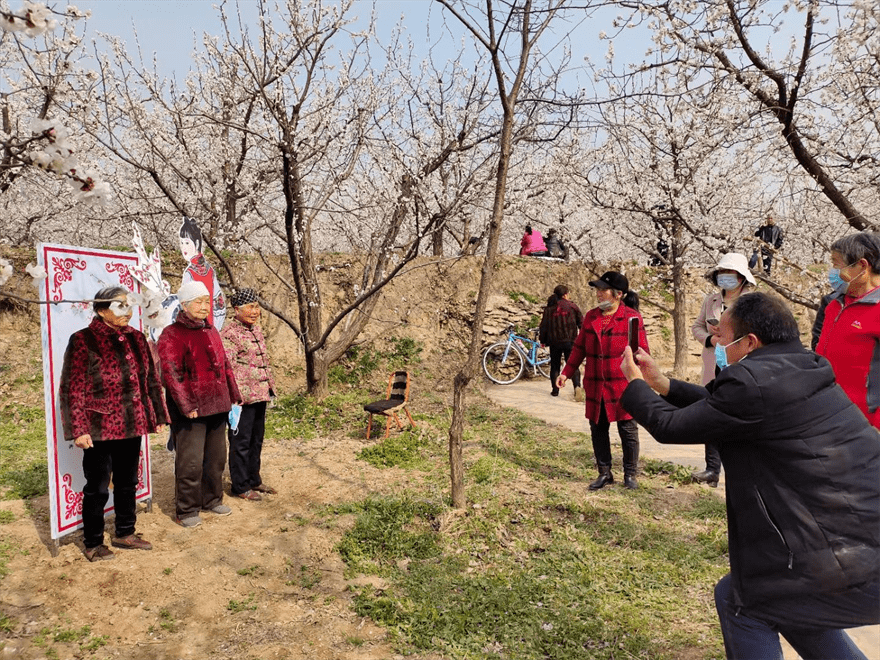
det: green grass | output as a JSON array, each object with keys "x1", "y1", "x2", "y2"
[
  {"x1": 0, "y1": 510, "x2": 15, "y2": 524},
  {"x1": 0, "y1": 404, "x2": 49, "y2": 499},
  {"x1": 332, "y1": 401, "x2": 728, "y2": 659},
  {"x1": 226, "y1": 594, "x2": 258, "y2": 613},
  {"x1": 358, "y1": 427, "x2": 434, "y2": 467},
  {"x1": 506, "y1": 290, "x2": 540, "y2": 304}
]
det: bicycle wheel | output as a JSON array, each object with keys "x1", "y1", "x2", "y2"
[
  {"x1": 535, "y1": 345, "x2": 551, "y2": 379},
  {"x1": 482, "y1": 342, "x2": 525, "y2": 385}
]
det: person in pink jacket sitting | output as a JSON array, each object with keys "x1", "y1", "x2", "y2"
[{"x1": 519, "y1": 225, "x2": 549, "y2": 257}]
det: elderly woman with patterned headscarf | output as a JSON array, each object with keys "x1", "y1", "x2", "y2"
[
  {"x1": 158, "y1": 281, "x2": 241, "y2": 528},
  {"x1": 59, "y1": 286, "x2": 169, "y2": 561},
  {"x1": 220, "y1": 288, "x2": 277, "y2": 502}
]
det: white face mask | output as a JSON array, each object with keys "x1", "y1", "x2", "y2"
[{"x1": 597, "y1": 300, "x2": 615, "y2": 311}]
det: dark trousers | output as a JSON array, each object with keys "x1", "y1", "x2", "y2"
[
  {"x1": 550, "y1": 342, "x2": 580, "y2": 391},
  {"x1": 589, "y1": 404, "x2": 640, "y2": 476},
  {"x1": 705, "y1": 442, "x2": 722, "y2": 474},
  {"x1": 714, "y1": 573, "x2": 875, "y2": 659},
  {"x1": 228, "y1": 401, "x2": 267, "y2": 495},
  {"x1": 761, "y1": 248, "x2": 773, "y2": 275},
  {"x1": 172, "y1": 413, "x2": 227, "y2": 518},
  {"x1": 81, "y1": 436, "x2": 142, "y2": 549}
]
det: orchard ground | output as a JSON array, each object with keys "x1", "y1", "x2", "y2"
[{"x1": 1, "y1": 252, "x2": 877, "y2": 659}]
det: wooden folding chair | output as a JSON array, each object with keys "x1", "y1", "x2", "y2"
[{"x1": 363, "y1": 370, "x2": 416, "y2": 440}]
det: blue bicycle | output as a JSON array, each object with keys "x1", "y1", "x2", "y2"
[{"x1": 482, "y1": 325, "x2": 551, "y2": 384}]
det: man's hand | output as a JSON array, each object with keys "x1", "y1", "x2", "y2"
[
  {"x1": 556, "y1": 374, "x2": 567, "y2": 389},
  {"x1": 185, "y1": 410, "x2": 199, "y2": 419},
  {"x1": 623, "y1": 347, "x2": 671, "y2": 396},
  {"x1": 74, "y1": 434, "x2": 93, "y2": 449},
  {"x1": 620, "y1": 346, "x2": 643, "y2": 382}
]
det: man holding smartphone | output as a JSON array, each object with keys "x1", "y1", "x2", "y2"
[{"x1": 621, "y1": 292, "x2": 878, "y2": 659}]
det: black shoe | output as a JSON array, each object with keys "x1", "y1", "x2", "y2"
[
  {"x1": 692, "y1": 470, "x2": 719, "y2": 488},
  {"x1": 623, "y1": 474, "x2": 638, "y2": 490},
  {"x1": 588, "y1": 471, "x2": 614, "y2": 490},
  {"x1": 551, "y1": 389, "x2": 559, "y2": 397}
]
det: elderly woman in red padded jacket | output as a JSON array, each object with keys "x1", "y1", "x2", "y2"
[
  {"x1": 59, "y1": 286, "x2": 169, "y2": 562},
  {"x1": 158, "y1": 280, "x2": 241, "y2": 528}
]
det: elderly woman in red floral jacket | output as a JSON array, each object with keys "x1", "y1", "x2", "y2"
[
  {"x1": 158, "y1": 281, "x2": 241, "y2": 528},
  {"x1": 221, "y1": 289, "x2": 277, "y2": 502},
  {"x1": 59, "y1": 286, "x2": 169, "y2": 562}
]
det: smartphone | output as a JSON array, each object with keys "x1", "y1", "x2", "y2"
[
  {"x1": 627, "y1": 317, "x2": 640, "y2": 354},
  {"x1": 707, "y1": 318, "x2": 719, "y2": 327}
]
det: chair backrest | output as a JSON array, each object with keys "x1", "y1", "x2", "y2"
[{"x1": 387, "y1": 370, "x2": 410, "y2": 402}]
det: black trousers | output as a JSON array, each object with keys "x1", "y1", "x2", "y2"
[
  {"x1": 761, "y1": 248, "x2": 773, "y2": 274},
  {"x1": 172, "y1": 413, "x2": 227, "y2": 518},
  {"x1": 550, "y1": 342, "x2": 580, "y2": 391},
  {"x1": 589, "y1": 404, "x2": 640, "y2": 476},
  {"x1": 228, "y1": 401, "x2": 267, "y2": 495},
  {"x1": 81, "y1": 436, "x2": 142, "y2": 549}
]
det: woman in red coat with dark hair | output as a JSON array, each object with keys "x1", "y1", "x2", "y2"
[
  {"x1": 59, "y1": 286, "x2": 169, "y2": 561},
  {"x1": 557, "y1": 271, "x2": 649, "y2": 490}
]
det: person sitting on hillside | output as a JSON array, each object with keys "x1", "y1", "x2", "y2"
[
  {"x1": 519, "y1": 225, "x2": 549, "y2": 257},
  {"x1": 544, "y1": 228, "x2": 568, "y2": 260}
]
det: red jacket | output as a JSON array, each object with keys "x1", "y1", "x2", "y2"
[
  {"x1": 59, "y1": 317, "x2": 169, "y2": 441},
  {"x1": 562, "y1": 304, "x2": 649, "y2": 423},
  {"x1": 815, "y1": 286, "x2": 880, "y2": 428},
  {"x1": 157, "y1": 310, "x2": 241, "y2": 421}
]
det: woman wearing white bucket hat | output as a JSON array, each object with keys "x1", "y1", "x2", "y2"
[{"x1": 690, "y1": 252, "x2": 756, "y2": 486}]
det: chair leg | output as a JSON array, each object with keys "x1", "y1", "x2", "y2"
[
  {"x1": 392, "y1": 412, "x2": 403, "y2": 430},
  {"x1": 404, "y1": 407, "x2": 416, "y2": 429},
  {"x1": 383, "y1": 416, "x2": 392, "y2": 439},
  {"x1": 366, "y1": 414, "x2": 373, "y2": 440}
]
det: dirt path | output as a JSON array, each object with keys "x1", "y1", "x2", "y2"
[
  {"x1": 0, "y1": 433, "x2": 419, "y2": 660},
  {"x1": 483, "y1": 376, "x2": 880, "y2": 660}
]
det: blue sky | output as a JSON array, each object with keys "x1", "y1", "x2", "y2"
[{"x1": 70, "y1": 0, "x2": 630, "y2": 86}]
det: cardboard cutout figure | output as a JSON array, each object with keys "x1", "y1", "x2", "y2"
[
  {"x1": 127, "y1": 222, "x2": 175, "y2": 344},
  {"x1": 179, "y1": 217, "x2": 226, "y2": 330}
]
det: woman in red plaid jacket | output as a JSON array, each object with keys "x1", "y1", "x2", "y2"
[{"x1": 557, "y1": 272, "x2": 649, "y2": 490}]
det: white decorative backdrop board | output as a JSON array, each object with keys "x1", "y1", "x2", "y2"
[{"x1": 38, "y1": 243, "x2": 153, "y2": 541}]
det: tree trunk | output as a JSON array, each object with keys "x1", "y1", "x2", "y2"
[{"x1": 671, "y1": 256, "x2": 688, "y2": 378}]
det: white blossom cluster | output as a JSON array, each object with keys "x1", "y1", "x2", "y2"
[
  {"x1": 0, "y1": 1, "x2": 57, "y2": 36},
  {"x1": 28, "y1": 119, "x2": 111, "y2": 205}
]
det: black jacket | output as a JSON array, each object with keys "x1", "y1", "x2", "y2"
[{"x1": 621, "y1": 341, "x2": 880, "y2": 612}]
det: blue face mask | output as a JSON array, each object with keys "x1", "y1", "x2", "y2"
[
  {"x1": 829, "y1": 262, "x2": 862, "y2": 290},
  {"x1": 717, "y1": 274, "x2": 741, "y2": 291},
  {"x1": 828, "y1": 268, "x2": 844, "y2": 289},
  {"x1": 714, "y1": 335, "x2": 745, "y2": 370}
]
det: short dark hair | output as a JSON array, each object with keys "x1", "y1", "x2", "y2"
[
  {"x1": 524, "y1": 225, "x2": 533, "y2": 235},
  {"x1": 93, "y1": 286, "x2": 128, "y2": 313},
  {"x1": 553, "y1": 284, "x2": 568, "y2": 298},
  {"x1": 830, "y1": 232, "x2": 880, "y2": 273},
  {"x1": 728, "y1": 292, "x2": 799, "y2": 345}
]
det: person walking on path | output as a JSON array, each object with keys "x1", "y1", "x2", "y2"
[
  {"x1": 753, "y1": 215, "x2": 783, "y2": 275},
  {"x1": 690, "y1": 252, "x2": 755, "y2": 487},
  {"x1": 539, "y1": 285, "x2": 582, "y2": 399},
  {"x1": 158, "y1": 281, "x2": 241, "y2": 528},
  {"x1": 620, "y1": 292, "x2": 879, "y2": 660},
  {"x1": 816, "y1": 232, "x2": 880, "y2": 428},
  {"x1": 221, "y1": 289, "x2": 277, "y2": 502},
  {"x1": 59, "y1": 287, "x2": 169, "y2": 561},
  {"x1": 556, "y1": 271, "x2": 649, "y2": 490}
]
